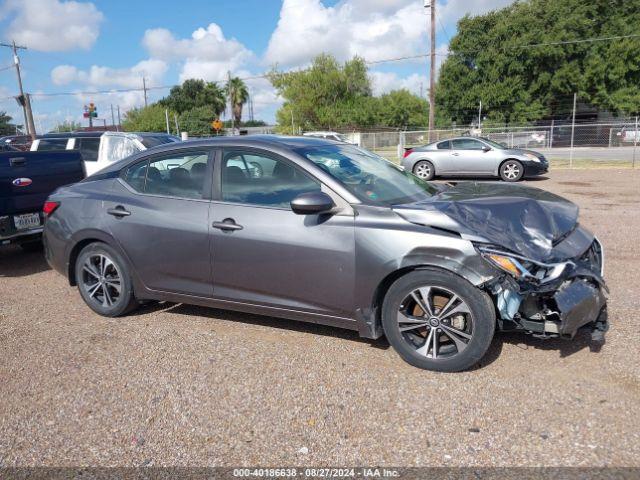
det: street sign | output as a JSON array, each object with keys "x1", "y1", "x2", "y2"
[{"x1": 212, "y1": 119, "x2": 223, "y2": 131}]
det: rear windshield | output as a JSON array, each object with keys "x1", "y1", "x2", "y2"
[{"x1": 140, "y1": 135, "x2": 180, "y2": 149}]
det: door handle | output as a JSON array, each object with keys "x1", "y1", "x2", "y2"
[
  {"x1": 9, "y1": 157, "x2": 26, "y2": 167},
  {"x1": 107, "y1": 206, "x2": 131, "y2": 217},
  {"x1": 452, "y1": 152, "x2": 460, "y2": 156},
  {"x1": 212, "y1": 219, "x2": 243, "y2": 231}
]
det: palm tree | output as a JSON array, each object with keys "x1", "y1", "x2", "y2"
[{"x1": 225, "y1": 77, "x2": 249, "y2": 126}]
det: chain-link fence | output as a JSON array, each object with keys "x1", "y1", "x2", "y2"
[{"x1": 352, "y1": 118, "x2": 640, "y2": 167}]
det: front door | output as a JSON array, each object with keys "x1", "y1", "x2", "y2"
[
  {"x1": 209, "y1": 148, "x2": 355, "y2": 317},
  {"x1": 105, "y1": 148, "x2": 214, "y2": 297},
  {"x1": 450, "y1": 138, "x2": 492, "y2": 174}
]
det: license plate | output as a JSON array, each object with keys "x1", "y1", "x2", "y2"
[{"x1": 14, "y1": 212, "x2": 41, "y2": 230}]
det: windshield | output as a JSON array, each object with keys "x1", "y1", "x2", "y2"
[
  {"x1": 479, "y1": 137, "x2": 506, "y2": 149},
  {"x1": 140, "y1": 135, "x2": 181, "y2": 148},
  {"x1": 296, "y1": 144, "x2": 439, "y2": 205}
]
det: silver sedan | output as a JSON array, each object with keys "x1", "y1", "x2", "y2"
[{"x1": 401, "y1": 136, "x2": 549, "y2": 182}]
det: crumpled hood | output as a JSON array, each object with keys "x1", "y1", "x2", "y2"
[{"x1": 393, "y1": 182, "x2": 579, "y2": 262}]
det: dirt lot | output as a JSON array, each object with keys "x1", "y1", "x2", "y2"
[{"x1": 1, "y1": 169, "x2": 639, "y2": 467}]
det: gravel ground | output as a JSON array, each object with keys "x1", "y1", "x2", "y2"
[{"x1": 1, "y1": 169, "x2": 639, "y2": 468}]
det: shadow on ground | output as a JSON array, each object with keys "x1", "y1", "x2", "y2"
[
  {"x1": 0, "y1": 246, "x2": 50, "y2": 277},
  {"x1": 130, "y1": 301, "x2": 602, "y2": 371}
]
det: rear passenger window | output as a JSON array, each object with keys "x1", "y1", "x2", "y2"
[
  {"x1": 37, "y1": 139, "x2": 68, "y2": 151},
  {"x1": 123, "y1": 151, "x2": 209, "y2": 199},
  {"x1": 437, "y1": 140, "x2": 451, "y2": 150},
  {"x1": 124, "y1": 161, "x2": 148, "y2": 192},
  {"x1": 77, "y1": 138, "x2": 101, "y2": 162}
]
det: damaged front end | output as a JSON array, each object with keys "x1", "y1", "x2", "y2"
[{"x1": 478, "y1": 238, "x2": 608, "y2": 342}]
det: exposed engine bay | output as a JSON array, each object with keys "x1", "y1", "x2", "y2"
[{"x1": 481, "y1": 238, "x2": 608, "y2": 341}]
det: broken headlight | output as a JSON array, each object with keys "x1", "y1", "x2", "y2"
[{"x1": 477, "y1": 246, "x2": 572, "y2": 284}]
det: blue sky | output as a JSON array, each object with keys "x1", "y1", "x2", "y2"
[{"x1": 0, "y1": 0, "x2": 514, "y2": 132}]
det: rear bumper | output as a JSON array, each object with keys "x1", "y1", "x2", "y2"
[{"x1": 0, "y1": 214, "x2": 43, "y2": 244}]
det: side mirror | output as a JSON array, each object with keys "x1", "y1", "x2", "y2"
[
  {"x1": 290, "y1": 191, "x2": 335, "y2": 215},
  {"x1": 482, "y1": 145, "x2": 491, "y2": 152}
]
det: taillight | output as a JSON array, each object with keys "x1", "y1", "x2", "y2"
[
  {"x1": 403, "y1": 148, "x2": 413, "y2": 158},
  {"x1": 43, "y1": 201, "x2": 60, "y2": 216}
]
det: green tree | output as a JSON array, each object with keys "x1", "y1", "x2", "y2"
[
  {"x1": 54, "y1": 120, "x2": 82, "y2": 132},
  {"x1": 178, "y1": 105, "x2": 217, "y2": 135},
  {"x1": 225, "y1": 77, "x2": 249, "y2": 125},
  {"x1": 269, "y1": 54, "x2": 372, "y2": 133},
  {"x1": 0, "y1": 111, "x2": 19, "y2": 136},
  {"x1": 122, "y1": 104, "x2": 176, "y2": 132},
  {"x1": 375, "y1": 90, "x2": 429, "y2": 128},
  {"x1": 436, "y1": 0, "x2": 640, "y2": 125},
  {"x1": 159, "y1": 79, "x2": 226, "y2": 116}
]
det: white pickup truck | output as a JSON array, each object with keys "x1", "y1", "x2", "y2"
[{"x1": 30, "y1": 131, "x2": 180, "y2": 176}]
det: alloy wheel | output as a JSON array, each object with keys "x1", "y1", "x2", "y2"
[
  {"x1": 503, "y1": 162, "x2": 521, "y2": 180},
  {"x1": 414, "y1": 163, "x2": 432, "y2": 179},
  {"x1": 80, "y1": 254, "x2": 122, "y2": 308},
  {"x1": 397, "y1": 285, "x2": 474, "y2": 359}
]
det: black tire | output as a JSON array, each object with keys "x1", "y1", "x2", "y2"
[
  {"x1": 381, "y1": 268, "x2": 495, "y2": 372},
  {"x1": 19, "y1": 239, "x2": 43, "y2": 252},
  {"x1": 499, "y1": 159, "x2": 524, "y2": 182},
  {"x1": 75, "y1": 242, "x2": 138, "y2": 317},
  {"x1": 413, "y1": 160, "x2": 435, "y2": 180}
]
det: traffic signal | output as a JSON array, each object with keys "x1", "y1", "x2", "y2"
[{"x1": 83, "y1": 103, "x2": 98, "y2": 118}]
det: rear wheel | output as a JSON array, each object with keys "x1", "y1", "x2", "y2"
[
  {"x1": 499, "y1": 160, "x2": 524, "y2": 182},
  {"x1": 75, "y1": 242, "x2": 138, "y2": 317},
  {"x1": 382, "y1": 269, "x2": 495, "y2": 372},
  {"x1": 413, "y1": 160, "x2": 435, "y2": 180}
]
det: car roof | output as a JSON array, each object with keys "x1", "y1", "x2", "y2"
[
  {"x1": 175, "y1": 135, "x2": 339, "y2": 150},
  {"x1": 38, "y1": 131, "x2": 104, "y2": 139}
]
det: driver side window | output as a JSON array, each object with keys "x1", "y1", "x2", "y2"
[
  {"x1": 452, "y1": 138, "x2": 485, "y2": 150},
  {"x1": 221, "y1": 150, "x2": 320, "y2": 208}
]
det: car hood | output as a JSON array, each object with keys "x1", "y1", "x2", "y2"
[
  {"x1": 393, "y1": 182, "x2": 579, "y2": 262},
  {"x1": 502, "y1": 148, "x2": 545, "y2": 159}
]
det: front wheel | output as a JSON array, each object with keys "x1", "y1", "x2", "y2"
[
  {"x1": 75, "y1": 242, "x2": 138, "y2": 317},
  {"x1": 499, "y1": 160, "x2": 524, "y2": 182},
  {"x1": 381, "y1": 269, "x2": 495, "y2": 372}
]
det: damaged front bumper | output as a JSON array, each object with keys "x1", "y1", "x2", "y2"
[{"x1": 481, "y1": 238, "x2": 609, "y2": 341}]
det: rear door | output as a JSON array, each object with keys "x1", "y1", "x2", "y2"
[
  {"x1": 209, "y1": 148, "x2": 355, "y2": 317},
  {"x1": 105, "y1": 148, "x2": 214, "y2": 296}
]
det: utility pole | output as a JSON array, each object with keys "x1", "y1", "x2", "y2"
[
  {"x1": 478, "y1": 100, "x2": 482, "y2": 130},
  {"x1": 111, "y1": 104, "x2": 116, "y2": 129},
  {"x1": 425, "y1": 1, "x2": 436, "y2": 142},
  {"x1": 142, "y1": 76, "x2": 148, "y2": 107},
  {"x1": 1, "y1": 41, "x2": 36, "y2": 138},
  {"x1": 117, "y1": 105, "x2": 121, "y2": 131}
]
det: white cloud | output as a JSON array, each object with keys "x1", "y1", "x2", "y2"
[
  {"x1": 51, "y1": 59, "x2": 168, "y2": 89},
  {"x1": 438, "y1": 0, "x2": 517, "y2": 26},
  {"x1": 49, "y1": 59, "x2": 168, "y2": 113},
  {"x1": 264, "y1": 0, "x2": 426, "y2": 67},
  {"x1": 265, "y1": 0, "x2": 516, "y2": 68},
  {"x1": 370, "y1": 71, "x2": 428, "y2": 97},
  {"x1": 0, "y1": 0, "x2": 104, "y2": 52},
  {"x1": 142, "y1": 23, "x2": 253, "y2": 82}
]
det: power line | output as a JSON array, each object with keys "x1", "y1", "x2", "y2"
[{"x1": 25, "y1": 33, "x2": 640, "y2": 100}]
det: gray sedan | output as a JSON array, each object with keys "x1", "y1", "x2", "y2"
[
  {"x1": 42, "y1": 136, "x2": 605, "y2": 372},
  {"x1": 401, "y1": 136, "x2": 549, "y2": 182}
]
